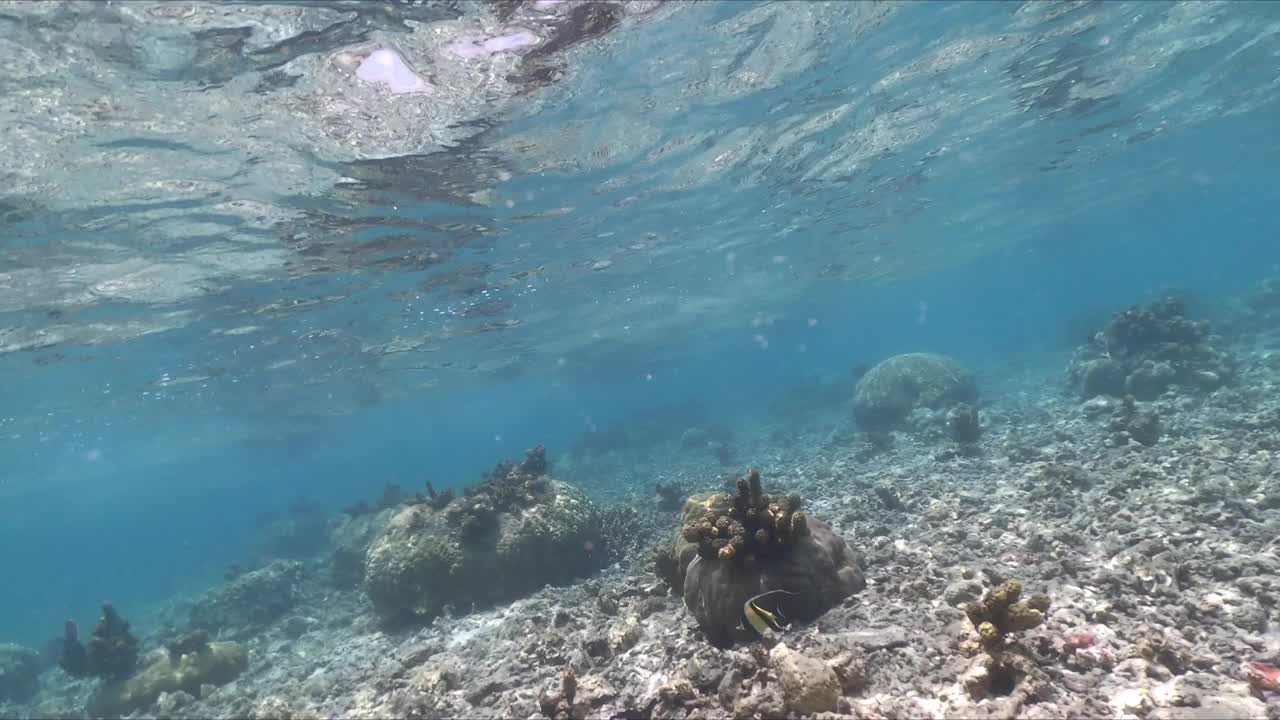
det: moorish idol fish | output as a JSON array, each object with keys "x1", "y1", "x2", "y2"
[{"x1": 741, "y1": 589, "x2": 799, "y2": 640}]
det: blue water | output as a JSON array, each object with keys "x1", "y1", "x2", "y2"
[{"x1": 2, "y1": 0, "x2": 1279, "y2": 650}]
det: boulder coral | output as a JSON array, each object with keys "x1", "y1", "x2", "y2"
[
  {"x1": 1066, "y1": 293, "x2": 1233, "y2": 399},
  {"x1": 654, "y1": 468, "x2": 864, "y2": 647},
  {"x1": 852, "y1": 353, "x2": 979, "y2": 436},
  {"x1": 364, "y1": 446, "x2": 601, "y2": 622}
]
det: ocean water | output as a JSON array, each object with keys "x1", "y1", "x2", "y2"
[{"x1": 1, "y1": 0, "x2": 1279, "y2": 704}]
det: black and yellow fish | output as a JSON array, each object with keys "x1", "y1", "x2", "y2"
[{"x1": 740, "y1": 589, "x2": 799, "y2": 640}]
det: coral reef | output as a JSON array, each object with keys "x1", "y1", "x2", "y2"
[
  {"x1": 853, "y1": 353, "x2": 979, "y2": 436},
  {"x1": 655, "y1": 469, "x2": 864, "y2": 646},
  {"x1": 1067, "y1": 293, "x2": 1234, "y2": 399},
  {"x1": 86, "y1": 638, "x2": 247, "y2": 718},
  {"x1": 0, "y1": 643, "x2": 40, "y2": 704},
  {"x1": 364, "y1": 446, "x2": 601, "y2": 622},
  {"x1": 190, "y1": 560, "x2": 304, "y2": 636},
  {"x1": 963, "y1": 578, "x2": 1050, "y2": 651},
  {"x1": 59, "y1": 603, "x2": 140, "y2": 681}
]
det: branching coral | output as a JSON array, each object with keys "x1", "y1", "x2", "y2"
[
  {"x1": 59, "y1": 603, "x2": 140, "y2": 681},
  {"x1": 965, "y1": 579, "x2": 1051, "y2": 651},
  {"x1": 679, "y1": 468, "x2": 809, "y2": 567}
]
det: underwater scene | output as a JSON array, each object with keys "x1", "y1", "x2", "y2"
[{"x1": 2, "y1": 0, "x2": 1280, "y2": 718}]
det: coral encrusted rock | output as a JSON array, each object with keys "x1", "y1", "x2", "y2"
[
  {"x1": 1066, "y1": 293, "x2": 1233, "y2": 400},
  {"x1": 655, "y1": 468, "x2": 864, "y2": 646},
  {"x1": 364, "y1": 446, "x2": 601, "y2": 622}
]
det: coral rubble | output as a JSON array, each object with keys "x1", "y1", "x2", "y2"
[{"x1": 1067, "y1": 293, "x2": 1234, "y2": 399}]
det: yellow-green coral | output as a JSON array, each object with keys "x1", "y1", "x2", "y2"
[
  {"x1": 964, "y1": 579, "x2": 1050, "y2": 651},
  {"x1": 86, "y1": 640, "x2": 247, "y2": 718}
]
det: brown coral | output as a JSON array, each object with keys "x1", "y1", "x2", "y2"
[
  {"x1": 964, "y1": 579, "x2": 1051, "y2": 651},
  {"x1": 679, "y1": 468, "x2": 809, "y2": 567}
]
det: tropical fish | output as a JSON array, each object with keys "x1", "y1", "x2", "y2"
[{"x1": 741, "y1": 589, "x2": 799, "y2": 640}]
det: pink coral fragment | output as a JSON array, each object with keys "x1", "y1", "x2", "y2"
[{"x1": 356, "y1": 48, "x2": 431, "y2": 94}]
